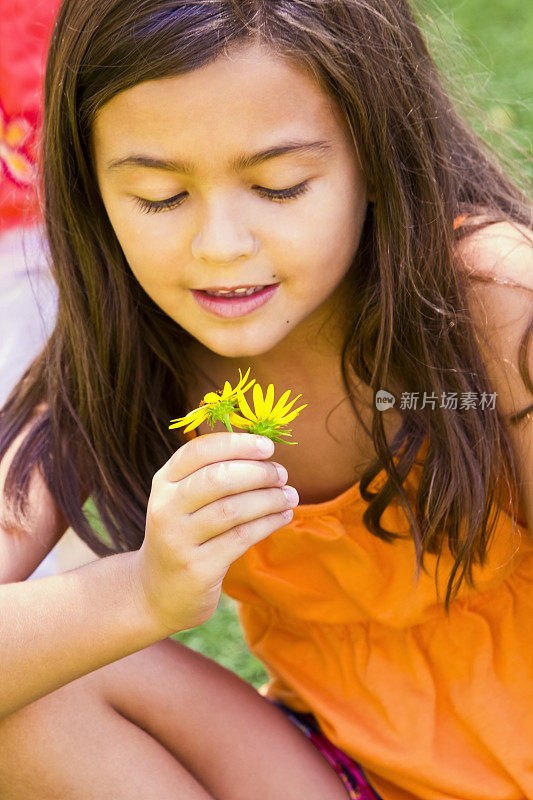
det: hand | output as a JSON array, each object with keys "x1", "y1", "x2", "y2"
[{"x1": 132, "y1": 432, "x2": 299, "y2": 635}]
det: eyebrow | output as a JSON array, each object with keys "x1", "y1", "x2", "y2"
[{"x1": 106, "y1": 140, "x2": 333, "y2": 173}]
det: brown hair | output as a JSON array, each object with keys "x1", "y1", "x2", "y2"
[{"x1": 1, "y1": 0, "x2": 532, "y2": 608}]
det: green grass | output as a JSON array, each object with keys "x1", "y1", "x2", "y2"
[
  {"x1": 419, "y1": 0, "x2": 532, "y2": 183},
  {"x1": 84, "y1": 0, "x2": 531, "y2": 690}
]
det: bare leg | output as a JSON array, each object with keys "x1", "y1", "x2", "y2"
[
  {"x1": 0, "y1": 666, "x2": 211, "y2": 799},
  {"x1": 0, "y1": 638, "x2": 350, "y2": 799}
]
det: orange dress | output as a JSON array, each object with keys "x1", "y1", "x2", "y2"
[{"x1": 217, "y1": 432, "x2": 533, "y2": 800}]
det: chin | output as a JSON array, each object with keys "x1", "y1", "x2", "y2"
[
  {"x1": 202, "y1": 332, "x2": 283, "y2": 359},
  {"x1": 207, "y1": 344, "x2": 270, "y2": 359}
]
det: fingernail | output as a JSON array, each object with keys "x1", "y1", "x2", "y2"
[
  {"x1": 274, "y1": 463, "x2": 288, "y2": 483},
  {"x1": 256, "y1": 437, "x2": 274, "y2": 454},
  {"x1": 282, "y1": 486, "x2": 299, "y2": 506}
]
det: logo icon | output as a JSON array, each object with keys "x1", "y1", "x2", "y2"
[{"x1": 375, "y1": 390, "x2": 395, "y2": 411}]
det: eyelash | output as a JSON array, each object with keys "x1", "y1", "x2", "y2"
[{"x1": 133, "y1": 181, "x2": 310, "y2": 214}]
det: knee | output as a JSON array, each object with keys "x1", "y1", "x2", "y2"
[
  {"x1": 0, "y1": 671, "x2": 99, "y2": 748},
  {"x1": 0, "y1": 638, "x2": 171, "y2": 749},
  {"x1": 0, "y1": 674, "x2": 100, "y2": 790}
]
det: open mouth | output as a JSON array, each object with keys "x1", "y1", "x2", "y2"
[
  {"x1": 191, "y1": 283, "x2": 280, "y2": 318},
  {"x1": 199, "y1": 285, "x2": 271, "y2": 298}
]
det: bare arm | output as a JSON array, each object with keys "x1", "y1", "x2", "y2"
[
  {"x1": 0, "y1": 412, "x2": 166, "y2": 720},
  {"x1": 0, "y1": 553, "x2": 166, "y2": 718},
  {"x1": 0, "y1": 552, "x2": 165, "y2": 720}
]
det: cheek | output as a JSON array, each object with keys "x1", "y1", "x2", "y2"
[
  {"x1": 326, "y1": 175, "x2": 368, "y2": 264},
  {"x1": 288, "y1": 189, "x2": 365, "y2": 277},
  {"x1": 105, "y1": 205, "x2": 185, "y2": 284},
  {"x1": 289, "y1": 166, "x2": 366, "y2": 243}
]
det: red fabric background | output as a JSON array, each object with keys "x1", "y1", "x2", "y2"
[{"x1": 0, "y1": 0, "x2": 60, "y2": 230}]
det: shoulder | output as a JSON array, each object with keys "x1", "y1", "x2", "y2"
[
  {"x1": 457, "y1": 214, "x2": 533, "y2": 293},
  {"x1": 456, "y1": 216, "x2": 533, "y2": 530},
  {"x1": 455, "y1": 216, "x2": 533, "y2": 421},
  {"x1": 456, "y1": 216, "x2": 533, "y2": 286}
]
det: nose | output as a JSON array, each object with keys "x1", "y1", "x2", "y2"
[{"x1": 191, "y1": 194, "x2": 258, "y2": 263}]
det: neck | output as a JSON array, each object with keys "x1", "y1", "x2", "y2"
[
  {"x1": 187, "y1": 272, "x2": 357, "y2": 398},
  {"x1": 188, "y1": 322, "x2": 347, "y2": 407}
]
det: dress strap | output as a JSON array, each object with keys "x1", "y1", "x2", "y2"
[{"x1": 453, "y1": 213, "x2": 468, "y2": 230}]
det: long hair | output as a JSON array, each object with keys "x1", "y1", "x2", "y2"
[{"x1": 1, "y1": 0, "x2": 532, "y2": 608}]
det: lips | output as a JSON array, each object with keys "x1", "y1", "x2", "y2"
[{"x1": 190, "y1": 283, "x2": 280, "y2": 318}]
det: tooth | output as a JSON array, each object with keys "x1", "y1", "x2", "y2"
[
  {"x1": 214, "y1": 286, "x2": 264, "y2": 297},
  {"x1": 207, "y1": 285, "x2": 265, "y2": 297}
]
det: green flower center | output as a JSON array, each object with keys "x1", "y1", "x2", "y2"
[
  {"x1": 242, "y1": 417, "x2": 292, "y2": 443},
  {"x1": 206, "y1": 397, "x2": 237, "y2": 431}
]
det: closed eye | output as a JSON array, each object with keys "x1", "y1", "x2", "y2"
[
  {"x1": 134, "y1": 193, "x2": 186, "y2": 214},
  {"x1": 133, "y1": 181, "x2": 310, "y2": 214},
  {"x1": 253, "y1": 181, "x2": 310, "y2": 202}
]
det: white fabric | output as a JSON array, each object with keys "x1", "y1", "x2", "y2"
[
  {"x1": 0, "y1": 224, "x2": 59, "y2": 577},
  {"x1": 0, "y1": 224, "x2": 58, "y2": 408}
]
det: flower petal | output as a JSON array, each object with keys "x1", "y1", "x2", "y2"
[
  {"x1": 237, "y1": 367, "x2": 252, "y2": 390},
  {"x1": 183, "y1": 417, "x2": 204, "y2": 433},
  {"x1": 278, "y1": 404, "x2": 308, "y2": 424},
  {"x1": 270, "y1": 389, "x2": 292, "y2": 417},
  {"x1": 275, "y1": 393, "x2": 302, "y2": 417},
  {"x1": 240, "y1": 378, "x2": 256, "y2": 394},
  {"x1": 263, "y1": 383, "x2": 275, "y2": 415},
  {"x1": 168, "y1": 413, "x2": 195, "y2": 428},
  {"x1": 204, "y1": 392, "x2": 221, "y2": 404},
  {"x1": 169, "y1": 407, "x2": 208, "y2": 430},
  {"x1": 253, "y1": 383, "x2": 265, "y2": 415},
  {"x1": 236, "y1": 390, "x2": 258, "y2": 422},
  {"x1": 229, "y1": 412, "x2": 253, "y2": 428},
  {"x1": 180, "y1": 401, "x2": 208, "y2": 417}
]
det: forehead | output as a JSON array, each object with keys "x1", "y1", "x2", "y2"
[{"x1": 92, "y1": 42, "x2": 352, "y2": 171}]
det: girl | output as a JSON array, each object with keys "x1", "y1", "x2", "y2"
[{"x1": 0, "y1": 0, "x2": 532, "y2": 798}]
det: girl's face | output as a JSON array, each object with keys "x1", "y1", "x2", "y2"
[{"x1": 93, "y1": 42, "x2": 369, "y2": 361}]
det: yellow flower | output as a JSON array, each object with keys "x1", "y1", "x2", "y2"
[
  {"x1": 231, "y1": 383, "x2": 308, "y2": 444},
  {"x1": 169, "y1": 367, "x2": 255, "y2": 434}
]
